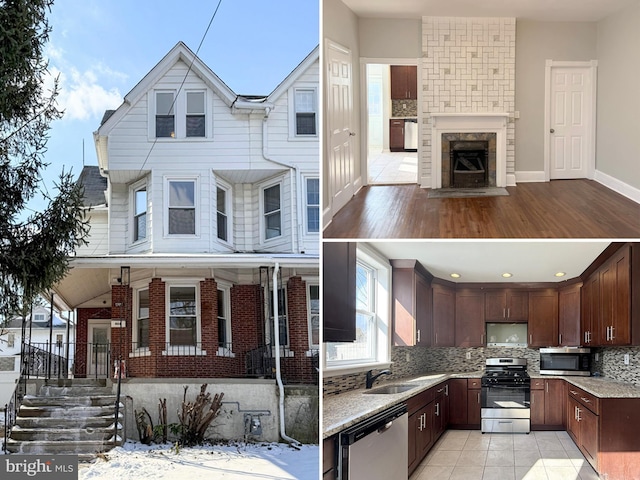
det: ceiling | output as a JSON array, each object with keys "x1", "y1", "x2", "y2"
[
  {"x1": 367, "y1": 241, "x2": 611, "y2": 283},
  {"x1": 340, "y1": 0, "x2": 640, "y2": 22}
]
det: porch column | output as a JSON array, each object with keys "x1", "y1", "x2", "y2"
[{"x1": 111, "y1": 284, "x2": 132, "y2": 376}]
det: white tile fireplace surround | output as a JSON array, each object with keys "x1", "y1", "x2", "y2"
[{"x1": 431, "y1": 113, "x2": 509, "y2": 188}]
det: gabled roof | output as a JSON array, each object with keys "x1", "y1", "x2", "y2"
[
  {"x1": 77, "y1": 166, "x2": 107, "y2": 207},
  {"x1": 267, "y1": 45, "x2": 319, "y2": 103}
]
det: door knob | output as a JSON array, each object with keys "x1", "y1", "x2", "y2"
[
  {"x1": 349, "y1": 131, "x2": 356, "y2": 136},
  {"x1": 550, "y1": 128, "x2": 555, "y2": 133}
]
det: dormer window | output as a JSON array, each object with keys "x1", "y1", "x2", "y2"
[
  {"x1": 155, "y1": 91, "x2": 175, "y2": 137},
  {"x1": 186, "y1": 91, "x2": 205, "y2": 137}
]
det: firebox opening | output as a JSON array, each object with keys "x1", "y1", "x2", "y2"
[{"x1": 450, "y1": 140, "x2": 489, "y2": 188}]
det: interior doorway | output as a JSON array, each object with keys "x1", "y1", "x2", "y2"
[{"x1": 365, "y1": 63, "x2": 418, "y2": 185}]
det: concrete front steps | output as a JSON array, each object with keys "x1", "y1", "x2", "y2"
[{"x1": 6, "y1": 379, "x2": 123, "y2": 458}]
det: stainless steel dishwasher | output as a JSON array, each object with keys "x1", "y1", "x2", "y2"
[{"x1": 338, "y1": 403, "x2": 408, "y2": 480}]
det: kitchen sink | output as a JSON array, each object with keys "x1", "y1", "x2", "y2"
[{"x1": 363, "y1": 384, "x2": 418, "y2": 395}]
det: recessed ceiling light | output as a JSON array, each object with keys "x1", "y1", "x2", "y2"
[
  {"x1": 555, "y1": 272, "x2": 566, "y2": 277},
  {"x1": 502, "y1": 272, "x2": 513, "y2": 278},
  {"x1": 450, "y1": 273, "x2": 461, "y2": 279}
]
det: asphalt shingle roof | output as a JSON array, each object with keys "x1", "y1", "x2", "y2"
[{"x1": 77, "y1": 166, "x2": 107, "y2": 207}]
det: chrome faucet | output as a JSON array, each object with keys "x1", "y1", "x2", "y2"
[{"x1": 366, "y1": 369, "x2": 392, "y2": 389}]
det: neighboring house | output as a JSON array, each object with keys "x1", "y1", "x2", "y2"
[
  {"x1": 322, "y1": 0, "x2": 640, "y2": 227},
  {"x1": 50, "y1": 42, "x2": 319, "y2": 442}
]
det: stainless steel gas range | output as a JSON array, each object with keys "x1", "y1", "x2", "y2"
[{"x1": 481, "y1": 358, "x2": 531, "y2": 434}]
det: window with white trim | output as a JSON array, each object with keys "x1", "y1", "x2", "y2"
[
  {"x1": 294, "y1": 88, "x2": 317, "y2": 136},
  {"x1": 155, "y1": 91, "x2": 175, "y2": 138},
  {"x1": 268, "y1": 287, "x2": 288, "y2": 347},
  {"x1": 167, "y1": 285, "x2": 198, "y2": 346},
  {"x1": 34, "y1": 313, "x2": 45, "y2": 322},
  {"x1": 135, "y1": 288, "x2": 149, "y2": 348},
  {"x1": 167, "y1": 179, "x2": 196, "y2": 235},
  {"x1": 217, "y1": 286, "x2": 231, "y2": 350},
  {"x1": 186, "y1": 91, "x2": 205, "y2": 137},
  {"x1": 305, "y1": 177, "x2": 319, "y2": 234},
  {"x1": 263, "y1": 183, "x2": 281, "y2": 240},
  {"x1": 216, "y1": 184, "x2": 230, "y2": 243},
  {"x1": 325, "y1": 246, "x2": 390, "y2": 369},
  {"x1": 307, "y1": 284, "x2": 319, "y2": 348},
  {"x1": 133, "y1": 186, "x2": 147, "y2": 242}
]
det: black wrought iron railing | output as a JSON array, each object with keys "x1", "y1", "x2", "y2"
[
  {"x1": 23, "y1": 342, "x2": 70, "y2": 379},
  {"x1": 3, "y1": 362, "x2": 27, "y2": 453}
]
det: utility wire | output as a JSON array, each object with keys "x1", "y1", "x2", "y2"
[{"x1": 137, "y1": 0, "x2": 224, "y2": 176}]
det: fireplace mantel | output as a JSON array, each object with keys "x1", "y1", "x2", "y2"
[{"x1": 430, "y1": 113, "x2": 510, "y2": 189}]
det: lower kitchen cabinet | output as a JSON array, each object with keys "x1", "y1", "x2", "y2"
[
  {"x1": 432, "y1": 382, "x2": 449, "y2": 439},
  {"x1": 408, "y1": 383, "x2": 449, "y2": 475},
  {"x1": 323, "y1": 436, "x2": 337, "y2": 480},
  {"x1": 448, "y1": 379, "x2": 467, "y2": 426},
  {"x1": 531, "y1": 379, "x2": 565, "y2": 429},
  {"x1": 467, "y1": 379, "x2": 481, "y2": 426}
]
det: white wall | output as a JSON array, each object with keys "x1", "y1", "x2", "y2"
[
  {"x1": 515, "y1": 20, "x2": 597, "y2": 174},
  {"x1": 596, "y1": 3, "x2": 640, "y2": 191},
  {"x1": 358, "y1": 18, "x2": 422, "y2": 59}
]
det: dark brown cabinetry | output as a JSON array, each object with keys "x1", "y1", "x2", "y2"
[
  {"x1": 455, "y1": 289, "x2": 485, "y2": 347},
  {"x1": 448, "y1": 378, "x2": 480, "y2": 429},
  {"x1": 485, "y1": 289, "x2": 528, "y2": 322},
  {"x1": 581, "y1": 271, "x2": 600, "y2": 346},
  {"x1": 389, "y1": 119, "x2": 405, "y2": 152},
  {"x1": 558, "y1": 282, "x2": 582, "y2": 346},
  {"x1": 391, "y1": 260, "x2": 433, "y2": 346},
  {"x1": 531, "y1": 379, "x2": 564, "y2": 429},
  {"x1": 467, "y1": 379, "x2": 482, "y2": 426},
  {"x1": 323, "y1": 242, "x2": 356, "y2": 342},
  {"x1": 528, "y1": 289, "x2": 559, "y2": 347},
  {"x1": 390, "y1": 65, "x2": 417, "y2": 100},
  {"x1": 432, "y1": 282, "x2": 455, "y2": 347}
]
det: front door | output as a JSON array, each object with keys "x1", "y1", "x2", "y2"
[
  {"x1": 87, "y1": 320, "x2": 111, "y2": 378},
  {"x1": 548, "y1": 63, "x2": 595, "y2": 180},
  {"x1": 326, "y1": 40, "x2": 355, "y2": 217}
]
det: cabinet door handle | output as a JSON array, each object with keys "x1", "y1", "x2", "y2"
[
  {"x1": 503, "y1": 308, "x2": 506, "y2": 318},
  {"x1": 435, "y1": 402, "x2": 440, "y2": 417},
  {"x1": 435, "y1": 333, "x2": 438, "y2": 344},
  {"x1": 584, "y1": 331, "x2": 588, "y2": 344},
  {"x1": 576, "y1": 407, "x2": 582, "y2": 422},
  {"x1": 529, "y1": 334, "x2": 533, "y2": 345},
  {"x1": 546, "y1": 382, "x2": 549, "y2": 393},
  {"x1": 445, "y1": 384, "x2": 449, "y2": 396},
  {"x1": 507, "y1": 308, "x2": 510, "y2": 318},
  {"x1": 610, "y1": 326, "x2": 615, "y2": 341},
  {"x1": 417, "y1": 329, "x2": 421, "y2": 343},
  {"x1": 559, "y1": 333, "x2": 562, "y2": 345}
]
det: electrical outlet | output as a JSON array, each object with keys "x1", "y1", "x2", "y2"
[
  {"x1": 624, "y1": 353, "x2": 630, "y2": 365},
  {"x1": 465, "y1": 351, "x2": 471, "y2": 360}
]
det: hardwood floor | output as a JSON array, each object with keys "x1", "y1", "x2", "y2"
[{"x1": 323, "y1": 179, "x2": 640, "y2": 238}]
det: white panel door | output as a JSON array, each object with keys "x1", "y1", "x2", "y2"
[
  {"x1": 326, "y1": 41, "x2": 355, "y2": 215},
  {"x1": 550, "y1": 67, "x2": 592, "y2": 179}
]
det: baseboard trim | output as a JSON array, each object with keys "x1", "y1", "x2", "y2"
[
  {"x1": 515, "y1": 171, "x2": 546, "y2": 183},
  {"x1": 594, "y1": 170, "x2": 640, "y2": 205}
]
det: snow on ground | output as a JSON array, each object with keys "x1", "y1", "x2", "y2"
[{"x1": 79, "y1": 441, "x2": 319, "y2": 480}]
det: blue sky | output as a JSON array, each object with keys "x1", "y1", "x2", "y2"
[{"x1": 32, "y1": 0, "x2": 319, "y2": 213}]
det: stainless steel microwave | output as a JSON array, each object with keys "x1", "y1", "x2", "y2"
[{"x1": 539, "y1": 347, "x2": 591, "y2": 376}]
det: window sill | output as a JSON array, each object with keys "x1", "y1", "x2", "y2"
[
  {"x1": 323, "y1": 361, "x2": 393, "y2": 378},
  {"x1": 287, "y1": 135, "x2": 319, "y2": 142},
  {"x1": 129, "y1": 349, "x2": 151, "y2": 358},
  {"x1": 162, "y1": 347, "x2": 207, "y2": 356},
  {"x1": 216, "y1": 347, "x2": 236, "y2": 358}
]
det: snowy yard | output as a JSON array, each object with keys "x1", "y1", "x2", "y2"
[{"x1": 79, "y1": 441, "x2": 319, "y2": 480}]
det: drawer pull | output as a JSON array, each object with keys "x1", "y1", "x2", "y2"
[
  {"x1": 581, "y1": 397, "x2": 591, "y2": 403},
  {"x1": 569, "y1": 390, "x2": 578, "y2": 396}
]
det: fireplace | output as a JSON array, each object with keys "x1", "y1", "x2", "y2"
[{"x1": 450, "y1": 140, "x2": 489, "y2": 188}]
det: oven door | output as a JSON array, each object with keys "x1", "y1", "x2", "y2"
[{"x1": 481, "y1": 384, "x2": 530, "y2": 410}]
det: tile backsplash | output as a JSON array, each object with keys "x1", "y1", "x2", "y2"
[
  {"x1": 391, "y1": 99, "x2": 418, "y2": 118},
  {"x1": 592, "y1": 346, "x2": 640, "y2": 386}
]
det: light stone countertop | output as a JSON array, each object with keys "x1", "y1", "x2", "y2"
[{"x1": 323, "y1": 372, "x2": 640, "y2": 439}]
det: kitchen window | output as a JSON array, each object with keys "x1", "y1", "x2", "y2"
[
  {"x1": 305, "y1": 177, "x2": 319, "y2": 234},
  {"x1": 186, "y1": 91, "x2": 205, "y2": 137},
  {"x1": 133, "y1": 185, "x2": 147, "y2": 242},
  {"x1": 167, "y1": 179, "x2": 196, "y2": 235},
  {"x1": 155, "y1": 91, "x2": 175, "y2": 138},
  {"x1": 263, "y1": 183, "x2": 281, "y2": 240},
  {"x1": 325, "y1": 244, "x2": 390, "y2": 372}
]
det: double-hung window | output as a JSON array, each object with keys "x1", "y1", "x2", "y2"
[
  {"x1": 217, "y1": 286, "x2": 231, "y2": 353},
  {"x1": 268, "y1": 287, "x2": 288, "y2": 348},
  {"x1": 186, "y1": 91, "x2": 205, "y2": 137},
  {"x1": 263, "y1": 183, "x2": 281, "y2": 240},
  {"x1": 305, "y1": 177, "x2": 319, "y2": 233},
  {"x1": 216, "y1": 185, "x2": 229, "y2": 242},
  {"x1": 167, "y1": 179, "x2": 196, "y2": 235},
  {"x1": 155, "y1": 91, "x2": 175, "y2": 138},
  {"x1": 134, "y1": 187, "x2": 147, "y2": 242},
  {"x1": 168, "y1": 286, "x2": 197, "y2": 347},
  {"x1": 136, "y1": 289, "x2": 149, "y2": 349},
  {"x1": 294, "y1": 88, "x2": 317, "y2": 136},
  {"x1": 308, "y1": 284, "x2": 319, "y2": 348}
]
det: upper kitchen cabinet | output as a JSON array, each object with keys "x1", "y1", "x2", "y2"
[
  {"x1": 432, "y1": 281, "x2": 455, "y2": 347},
  {"x1": 390, "y1": 65, "x2": 417, "y2": 100},
  {"x1": 323, "y1": 242, "x2": 356, "y2": 342},
  {"x1": 528, "y1": 289, "x2": 559, "y2": 347},
  {"x1": 558, "y1": 281, "x2": 582, "y2": 347},
  {"x1": 455, "y1": 288, "x2": 485, "y2": 347},
  {"x1": 485, "y1": 289, "x2": 529, "y2": 322},
  {"x1": 391, "y1": 260, "x2": 433, "y2": 346}
]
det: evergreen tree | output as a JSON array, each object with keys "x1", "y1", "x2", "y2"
[{"x1": 0, "y1": 0, "x2": 89, "y2": 322}]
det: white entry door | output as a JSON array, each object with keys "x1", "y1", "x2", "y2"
[
  {"x1": 87, "y1": 320, "x2": 111, "y2": 378},
  {"x1": 547, "y1": 63, "x2": 596, "y2": 180},
  {"x1": 326, "y1": 40, "x2": 355, "y2": 216}
]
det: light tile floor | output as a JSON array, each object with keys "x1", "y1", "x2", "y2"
[
  {"x1": 368, "y1": 151, "x2": 418, "y2": 184},
  {"x1": 410, "y1": 430, "x2": 599, "y2": 480}
]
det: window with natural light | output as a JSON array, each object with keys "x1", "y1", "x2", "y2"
[
  {"x1": 155, "y1": 91, "x2": 175, "y2": 137},
  {"x1": 167, "y1": 180, "x2": 196, "y2": 235},
  {"x1": 134, "y1": 187, "x2": 147, "y2": 242},
  {"x1": 136, "y1": 288, "x2": 149, "y2": 348},
  {"x1": 305, "y1": 177, "x2": 319, "y2": 233},
  {"x1": 263, "y1": 183, "x2": 281, "y2": 240},
  {"x1": 294, "y1": 88, "x2": 317, "y2": 136},
  {"x1": 216, "y1": 186, "x2": 228, "y2": 242},
  {"x1": 168, "y1": 286, "x2": 197, "y2": 346},
  {"x1": 186, "y1": 91, "x2": 205, "y2": 137},
  {"x1": 308, "y1": 284, "x2": 319, "y2": 348}
]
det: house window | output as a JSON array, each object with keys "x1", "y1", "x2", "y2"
[
  {"x1": 305, "y1": 177, "x2": 319, "y2": 233},
  {"x1": 167, "y1": 179, "x2": 196, "y2": 235},
  {"x1": 268, "y1": 287, "x2": 288, "y2": 347},
  {"x1": 156, "y1": 91, "x2": 175, "y2": 138},
  {"x1": 216, "y1": 186, "x2": 229, "y2": 242},
  {"x1": 134, "y1": 187, "x2": 147, "y2": 242},
  {"x1": 136, "y1": 289, "x2": 149, "y2": 348},
  {"x1": 56, "y1": 334, "x2": 63, "y2": 348},
  {"x1": 217, "y1": 287, "x2": 231, "y2": 348},
  {"x1": 294, "y1": 88, "x2": 317, "y2": 136},
  {"x1": 186, "y1": 91, "x2": 205, "y2": 137},
  {"x1": 263, "y1": 183, "x2": 281, "y2": 240},
  {"x1": 7, "y1": 333, "x2": 15, "y2": 348},
  {"x1": 168, "y1": 286, "x2": 197, "y2": 346},
  {"x1": 308, "y1": 284, "x2": 319, "y2": 348},
  {"x1": 34, "y1": 313, "x2": 45, "y2": 322},
  {"x1": 325, "y1": 245, "x2": 390, "y2": 369}
]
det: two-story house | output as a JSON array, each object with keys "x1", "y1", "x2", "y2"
[{"x1": 50, "y1": 42, "x2": 319, "y2": 442}]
